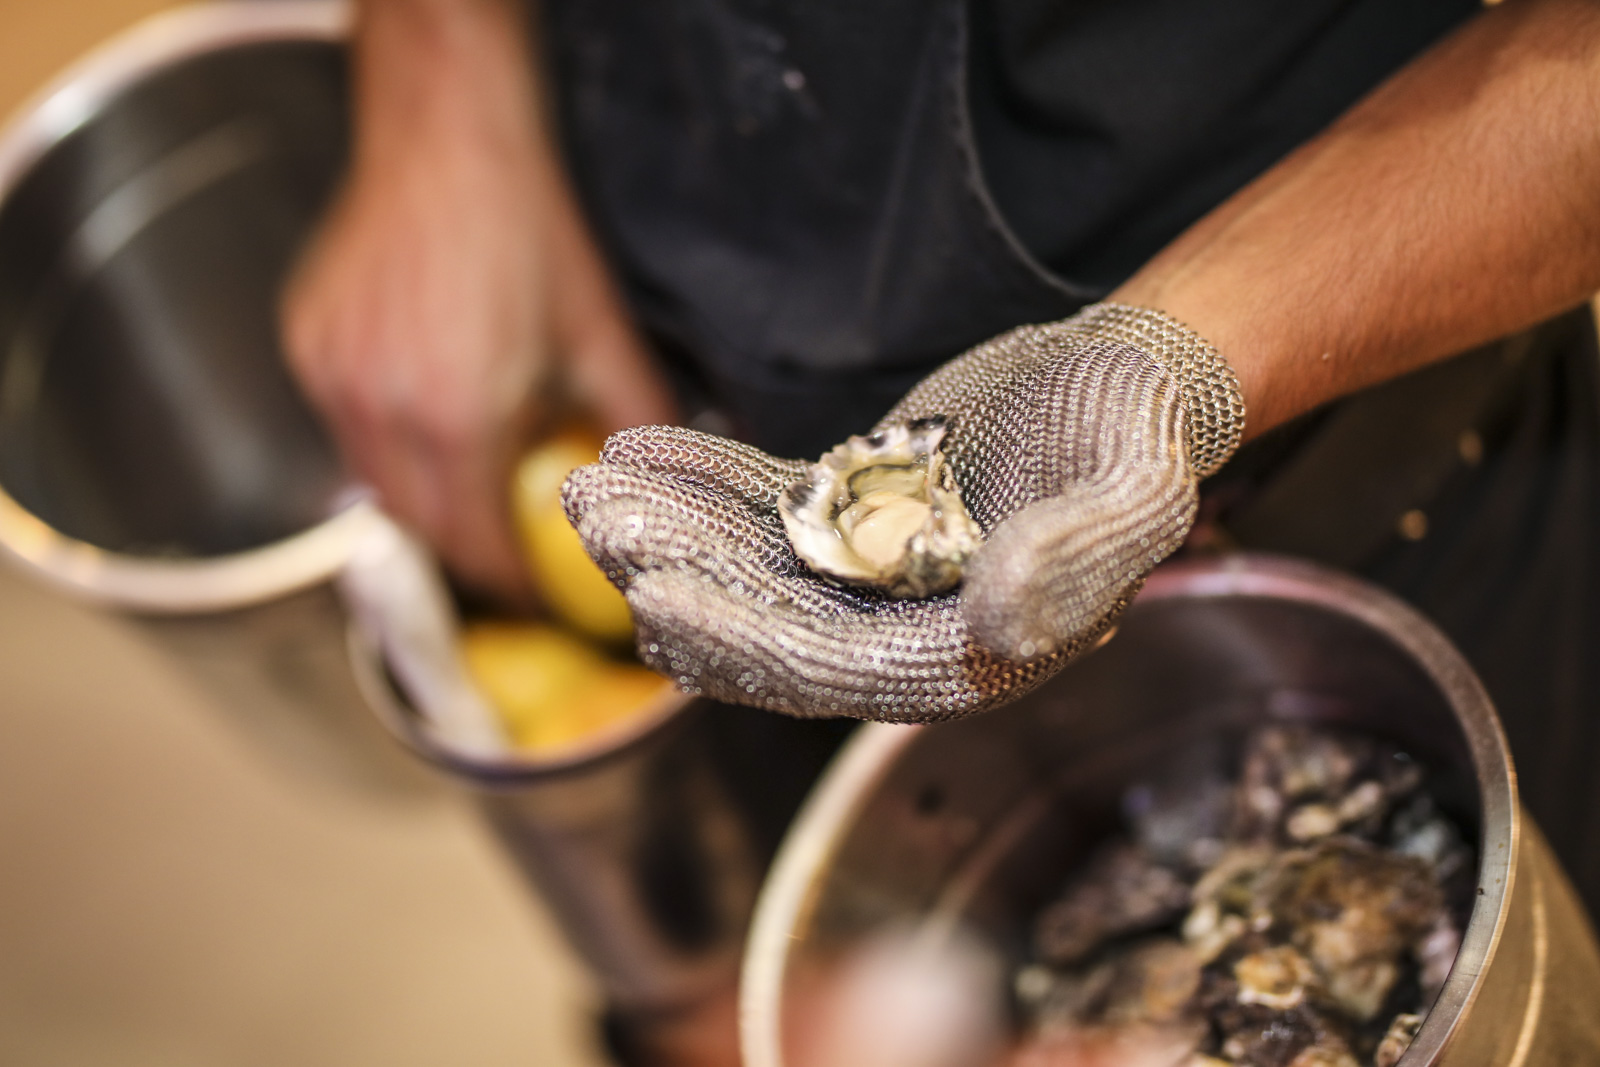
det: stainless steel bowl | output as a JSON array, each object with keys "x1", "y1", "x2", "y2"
[
  {"x1": 0, "y1": 0, "x2": 360, "y2": 603},
  {"x1": 351, "y1": 591, "x2": 852, "y2": 1015},
  {"x1": 0, "y1": 1, "x2": 430, "y2": 797},
  {"x1": 742, "y1": 554, "x2": 1600, "y2": 1066},
  {"x1": 0, "y1": 0, "x2": 855, "y2": 1024}
]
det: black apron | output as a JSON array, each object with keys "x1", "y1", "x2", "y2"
[
  {"x1": 542, "y1": 0, "x2": 1088, "y2": 457},
  {"x1": 540, "y1": 0, "x2": 1600, "y2": 920}
]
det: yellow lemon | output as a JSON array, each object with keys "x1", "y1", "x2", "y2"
[
  {"x1": 513, "y1": 429, "x2": 635, "y2": 642},
  {"x1": 520, "y1": 664, "x2": 675, "y2": 752},
  {"x1": 460, "y1": 621, "x2": 674, "y2": 753},
  {"x1": 460, "y1": 622, "x2": 599, "y2": 743}
]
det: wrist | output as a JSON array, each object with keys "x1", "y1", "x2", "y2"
[
  {"x1": 1065, "y1": 302, "x2": 1247, "y2": 477},
  {"x1": 1112, "y1": 281, "x2": 1316, "y2": 446},
  {"x1": 352, "y1": 0, "x2": 543, "y2": 167}
]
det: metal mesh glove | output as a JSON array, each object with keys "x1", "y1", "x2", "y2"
[{"x1": 562, "y1": 304, "x2": 1245, "y2": 722}]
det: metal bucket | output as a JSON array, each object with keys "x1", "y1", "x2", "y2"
[
  {"x1": 348, "y1": 556, "x2": 854, "y2": 1017},
  {"x1": 0, "y1": 1, "x2": 439, "y2": 797},
  {"x1": 0, "y1": 2, "x2": 857, "y2": 1042},
  {"x1": 743, "y1": 555, "x2": 1600, "y2": 1066},
  {"x1": 0, "y1": 0, "x2": 851, "y2": 1032}
]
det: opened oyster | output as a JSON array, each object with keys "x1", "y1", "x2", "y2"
[{"x1": 779, "y1": 417, "x2": 982, "y2": 598}]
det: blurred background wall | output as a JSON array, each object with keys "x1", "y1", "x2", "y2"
[{"x1": 0, "y1": 3, "x2": 605, "y2": 1064}]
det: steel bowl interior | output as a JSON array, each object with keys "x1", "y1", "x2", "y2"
[
  {"x1": 0, "y1": 2, "x2": 359, "y2": 610},
  {"x1": 742, "y1": 556, "x2": 1515, "y2": 1067}
]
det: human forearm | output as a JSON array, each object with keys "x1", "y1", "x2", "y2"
[
  {"x1": 348, "y1": 0, "x2": 662, "y2": 421},
  {"x1": 1112, "y1": 0, "x2": 1600, "y2": 439},
  {"x1": 285, "y1": 0, "x2": 675, "y2": 596},
  {"x1": 351, "y1": 0, "x2": 544, "y2": 167}
]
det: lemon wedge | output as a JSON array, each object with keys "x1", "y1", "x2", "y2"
[
  {"x1": 461, "y1": 621, "x2": 674, "y2": 752},
  {"x1": 513, "y1": 429, "x2": 634, "y2": 642}
]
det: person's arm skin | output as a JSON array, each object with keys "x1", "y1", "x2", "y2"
[
  {"x1": 282, "y1": 0, "x2": 676, "y2": 598},
  {"x1": 1113, "y1": 0, "x2": 1600, "y2": 441}
]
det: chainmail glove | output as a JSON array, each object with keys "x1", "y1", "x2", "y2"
[{"x1": 562, "y1": 304, "x2": 1245, "y2": 722}]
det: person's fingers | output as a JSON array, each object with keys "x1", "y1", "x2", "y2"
[
  {"x1": 961, "y1": 459, "x2": 1194, "y2": 661},
  {"x1": 311, "y1": 308, "x2": 448, "y2": 537},
  {"x1": 347, "y1": 407, "x2": 440, "y2": 531},
  {"x1": 293, "y1": 296, "x2": 534, "y2": 598},
  {"x1": 594, "y1": 427, "x2": 810, "y2": 512},
  {"x1": 624, "y1": 568, "x2": 1053, "y2": 722},
  {"x1": 295, "y1": 360, "x2": 536, "y2": 601},
  {"x1": 415, "y1": 424, "x2": 535, "y2": 598},
  {"x1": 280, "y1": 189, "x2": 427, "y2": 518},
  {"x1": 563, "y1": 320, "x2": 681, "y2": 432}
]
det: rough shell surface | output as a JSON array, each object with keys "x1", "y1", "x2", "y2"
[
  {"x1": 778, "y1": 416, "x2": 983, "y2": 598},
  {"x1": 1014, "y1": 725, "x2": 1470, "y2": 1067}
]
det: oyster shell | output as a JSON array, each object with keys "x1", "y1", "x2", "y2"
[
  {"x1": 1035, "y1": 842, "x2": 1193, "y2": 966},
  {"x1": 1016, "y1": 726, "x2": 1471, "y2": 1067},
  {"x1": 1233, "y1": 945, "x2": 1319, "y2": 1010},
  {"x1": 1375, "y1": 1012, "x2": 1423, "y2": 1067},
  {"x1": 778, "y1": 416, "x2": 982, "y2": 598}
]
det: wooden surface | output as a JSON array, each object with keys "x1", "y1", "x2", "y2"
[{"x1": 0, "y1": 0, "x2": 177, "y2": 123}]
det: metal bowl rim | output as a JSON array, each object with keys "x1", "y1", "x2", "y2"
[
  {"x1": 0, "y1": 0, "x2": 354, "y2": 612},
  {"x1": 345, "y1": 618, "x2": 704, "y2": 784},
  {"x1": 739, "y1": 552, "x2": 1519, "y2": 1067}
]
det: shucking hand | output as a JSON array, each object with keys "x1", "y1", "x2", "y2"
[
  {"x1": 562, "y1": 304, "x2": 1244, "y2": 722},
  {"x1": 281, "y1": 0, "x2": 675, "y2": 599}
]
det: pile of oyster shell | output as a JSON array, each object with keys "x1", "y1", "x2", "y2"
[{"x1": 1012, "y1": 725, "x2": 1473, "y2": 1067}]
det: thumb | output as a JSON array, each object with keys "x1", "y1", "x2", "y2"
[
  {"x1": 563, "y1": 316, "x2": 681, "y2": 431},
  {"x1": 960, "y1": 460, "x2": 1197, "y2": 661}
]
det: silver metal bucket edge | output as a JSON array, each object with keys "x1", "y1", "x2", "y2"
[
  {"x1": 0, "y1": 0, "x2": 355, "y2": 616},
  {"x1": 739, "y1": 553, "x2": 1528, "y2": 1067}
]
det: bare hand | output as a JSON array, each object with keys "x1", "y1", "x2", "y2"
[{"x1": 281, "y1": 0, "x2": 675, "y2": 599}]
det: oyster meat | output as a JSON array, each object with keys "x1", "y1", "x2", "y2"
[{"x1": 779, "y1": 416, "x2": 982, "y2": 598}]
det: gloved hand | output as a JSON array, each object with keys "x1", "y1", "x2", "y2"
[{"x1": 562, "y1": 304, "x2": 1245, "y2": 722}]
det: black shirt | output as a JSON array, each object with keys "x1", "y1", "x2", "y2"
[
  {"x1": 543, "y1": 0, "x2": 1600, "y2": 920},
  {"x1": 970, "y1": 0, "x2": 1481, "y2": 289}
]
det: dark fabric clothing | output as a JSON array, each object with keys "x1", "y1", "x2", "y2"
[
  {"x1": 1213, "y1": 306, "x2": 1600, "y2": 919},
  {"x1": 539, "y1": 0, "x2": 1600, "y2": 918},
  {"x1": 542, "y1": 0, "x2": 1480, "y2": 453},
  {"x1": 542, "y1": 0, "x2": 1087, "y2": 456},
  {"x1": 970, "y1": 0, "x2": 1480, "y2": 287}
]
